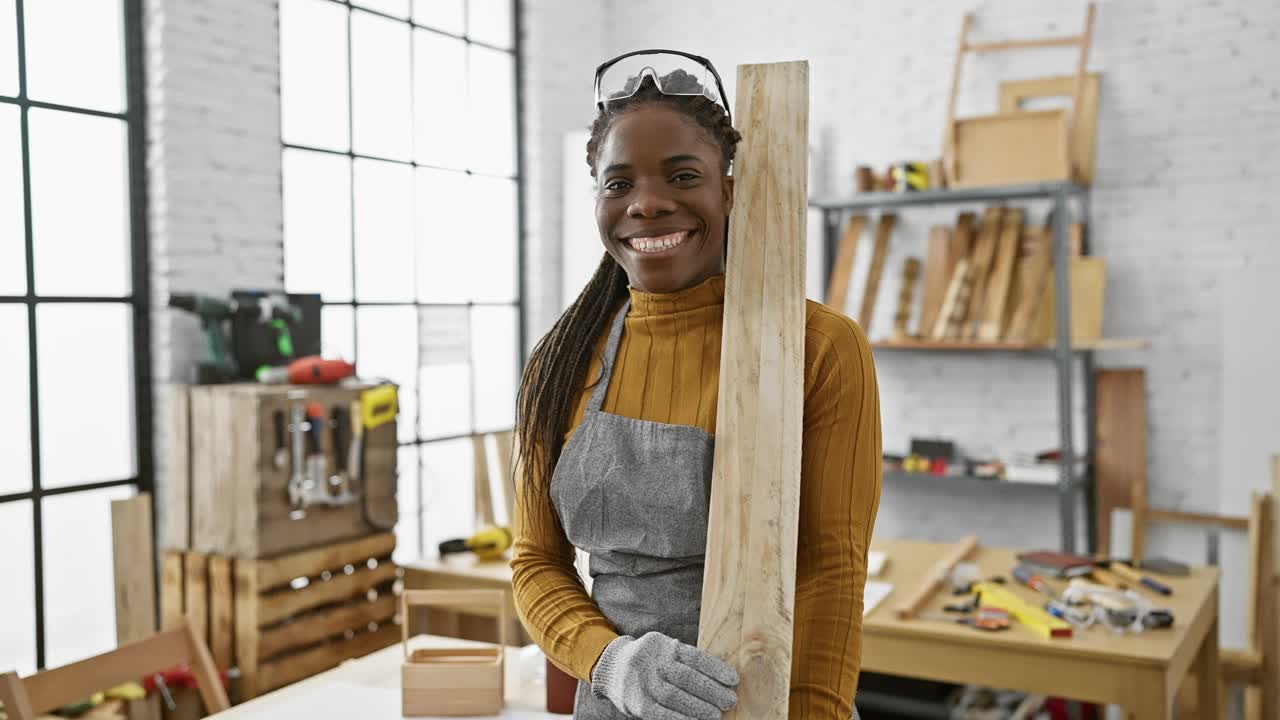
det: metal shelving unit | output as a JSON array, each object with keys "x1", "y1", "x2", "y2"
[{"x1": 812, "y1": 181, "x2": 1110, "y2": 553}]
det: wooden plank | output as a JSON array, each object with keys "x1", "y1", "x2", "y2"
[
  {"x1": 893, "y1": 535, "x2": 978, "y2": 620},
  {"x1": 698, "y1": 61, "x2": 808, "y2": 720},
  {"x1": 931, "y1": 260, "x2": 974, "y2": 340},
  {"x1": 977, "y1": 208, "x2": 1024, "y2": 341},
  {"x1": 184, "y1": 553, "x2": 209, "y2": 646},
  {"x1": 258, "y1": 563, "x2": 399, "y2": 626},
  {"x1": 953, "y1": 212, "x2": 976, "y2": 259},
  {"x1": 230, "y1": 387, "x2": 263, "y2": 559},
  {"x1": 21, "y1": 627, "x2": 192, "y2": 715},
  {"x1": 111, "y1": 494, "x2": 156, "y2": 644},
  {"x1": 160, "y1": 551, "x2": 185, "y2": 630},
  {"x1": 1144, "y1": 508, "x2": 1248, "y2": 531},
  {"x1": 1266, "y1": 456, "x2": 1280, "y2": 720},
  {"x1": 234, "y1": 559, "x2": 262, "y2": 699},
  {"x1": 824, "y1": 214, "x2": 866, "y2": 312},
  {"x1": 857, "y1": 213, "x2": 897, "y2": 334},
  {"x1": 1005, "y1": 231, "x2": 1053, "y2": 342},
  {"x1": 961, "y1": 208, "x2": 1004, "y2": 338},
  {"x1": 473, "y1": 434, "x2": 494, "y2": 528},
  {"x1": 255, "y1": 532, "x2": 397, "y2": 589},
  {"x1": 189, "y1": 388, "x2": 216, "y2": 553},
  {"x1": 0, "y1": 673, "x2": 36, "y2": 720},
  {"x1": 1034, "y1": 257, "x2": 1106, "y2": 344},
  {"x1": 493, "y1": 431, "x2": 515, "y2": 526},
  {"x1": 1095, "y1": 369, "x2": 1146, "y2": 556},
  {"x1": 952, "y1": 111, "x2": 1072, "y2": 188},
  {"x1": 256, "y1": 623, "x2": 400, "y2": 695},
  {"x1": 162, "y1": 386, "x2": 191, "y2": 550},
  {"x1": 110, "y1": 494, "x2": 161, "y2": 720},
  {"x1": 965, "y1": 35, "x2": 1084, "y2": 53},
  {"x1": 942, "y1": 14, "x2": 972, "y2": 185},
  {"x1": 208, "y1": 556, "x2": 235, "y2": 669},
  {"x1": 891, "y1": 258, "x2": 921, "y2": 341},
  {"x1": 258, "y1": 594, "x2": 397, "y2": 659},
  {"x1": 917, "y1": 226, "x2": 953, "y2": 336},
  {"x1": 999, "y1": 74, "x2": 1101, "y2": 185}
]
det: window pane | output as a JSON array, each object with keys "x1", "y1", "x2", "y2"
[
  {"x1": 280, "y1": 0, "x2": 350, "y2": 151},
  {"x1": 467, "y1": 0, "x2": 513, "y2": 49},
  {"x1": 419, "y1": 306, "x2": 471, "y2": 439},
  {"x1": 0, "y1": 103, "x2": 25, "y2": 294},
  {"x1": 393, "y1": 444, "x2": 420, "y2": 564},
  {"x1": 0, "y1": 306, "x2": 30, "y2": 495},
  {"x1": 471, "y1": 305, "x2": 516, "y2": 432},
  {"x1": 283, "y1": 149, "x2": 352, "y2": 301},
  {"x1": 353, "y1": 159, "x2": 414, "y2": 302},
  {"x1": 0, "y1": 0, "x2": 16, "y2": 97},
  {"x1": 414, "y1": 0, "x2": 463, "y2": 34},
  {"x1": 412, "y1": 30, "x2": 467, "y2": 170},
  {"x1": 351, "y1": 10, "x2": 411, "y2": 160},
  {"x1": 465, "y1": 175, "x2": 517, "y2": 302},
  {"x1": 321, "y1": 304, "x2": 355, "y2": 361},
  {"x1": 467, "y1": 45, "x2": 515, "y2": 176},
  {"x1": 37, "y1": 304, "x2": 135, "y2": 488},
  {"x1": 414, "y1": 167, "x2": 469, "y2": 302},
  {"x1": 353, "y1": 0, "x2": 408, "y2": 18},
  {"x1": 43, "y1": 485, "x2": 134, "y2": 668},
  {"x1": 29, "y1": 109, "x2": 130, "y2": 297},
  {"x1": 356, "y1": 306, "x2": 418, "y2": 443},
  {"x1": 24, "y1": 0, "x2": 125, "y2": 112},
  {"x1": 0, "y1": 501, "x2": 35, "y2": 676},
  {"x1": 421, "y1": 438, "x2": 473, "y2": 558}
]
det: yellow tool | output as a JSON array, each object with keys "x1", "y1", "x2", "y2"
[
  {"x1": 973, "y1": 581, "x2": 1073, "y2": 639},
  {"x1": 360, "y1": 384, "x2": 398, "y2": 430},
  {"x1": 438, "y1": 525, "x2": 513, "y2": 561},
  {"x1": 104, "y1": 681, "x2": 147, "y2": 701}
]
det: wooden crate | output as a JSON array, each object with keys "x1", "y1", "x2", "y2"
[
  {"x1": 950, "y1": 110, "x2": 1072, "y2": 188},
  {"x1": 163, "y1": 382, "x2": 398, "y2": 558},
  {"x1": 161, "y1": 532, "x2": 402, "y2": 700}
]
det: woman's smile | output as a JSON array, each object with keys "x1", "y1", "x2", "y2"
[{"x1": 622, "y1": 228, "x2": 695, "y2": 255}]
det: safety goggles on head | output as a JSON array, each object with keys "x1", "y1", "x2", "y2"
[{"x1": 594, "y1": 49, "x2": 732, "y2": 125}]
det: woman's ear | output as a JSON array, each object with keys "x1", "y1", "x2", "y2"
[{"x1": 721, "y1": 175, "x2": 735, "y2": 216}]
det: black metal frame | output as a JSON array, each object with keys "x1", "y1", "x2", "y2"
[
  {"x1": 0, "y1": 0, "x2": 152, "y2": 670},
  {"x1": 280, "y1": 0, "x2": 526, "y2": 558}
]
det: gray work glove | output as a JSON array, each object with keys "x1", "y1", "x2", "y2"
[{"x1": 591, "y1": 632, "x2": 739, "y2": 720}]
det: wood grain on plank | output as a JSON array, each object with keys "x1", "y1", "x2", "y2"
[
  {"x1": 234, "y1": 559, "x2": 262, "y2": 699},
  {"x1": 163, "y1": 387, "x2": 191, "y2": 550},
  {"x1": 160, "y1": 551, "x2": 185, "y2": 630},
  {"x1": 111, "y1": 494, "x2": 156, "y2": 645},
  {"x1": 698, "y1": 61, "x2": 807, "y2": 720},
  {"x1": 977, "y1": 208, "x2": 1024, "y2": 341},
  {"x1": 825, "y1": 214, "x2": 866, "y2": 312},
  {"x1": 258, "y1": 563, "x2": 398, "y2": 627},
  {"x1": 1095, "y1": 369, "x2": 1146, "y2": 556},
  {"x1": 917, "y1": 227, "x2": 953, "y2": 337},
  {"x1": 258, "y1": 594, "x2": 397, "y2": 659},
  {"x1": 256, "y1": 623, "x2": 400, "y2": 695},
  {"x1": 858, "y1": 213, "x2": 898, "y2": 334},
  {"x1": 184, "y1": 553, "x2": 209, "y2": 647},
  {"x1": 256, "y1": 532, "x2": 397, "y2": 589},
  {"x1": 1006, "y1": 232, "x2": 1053, "y2": 341},
  {"x1": 962, "y1": 208, "x2": 1004, "y2": 339},
  {"x1": 931, "y1": 259, "x2": 974, "y2": 340},
  {"x1": 893, "y1": 535, "x2": 979, "y2": 620},
  {"x1": 208, "y1": 556, "x2": 235, "y2": 669},
  {"x1": 891, "y1": 257, "x2": 922, "y2": 341}
]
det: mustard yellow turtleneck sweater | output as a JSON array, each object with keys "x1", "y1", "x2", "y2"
[{"x1": 512, "y1": 274, "x2": 882, "y2": 717}]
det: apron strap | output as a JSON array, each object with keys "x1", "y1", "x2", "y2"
[{"x1": 587, "y1": 299, "x2": 630, "y2": 412}]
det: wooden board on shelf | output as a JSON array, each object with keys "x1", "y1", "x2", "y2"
[
  {"x1": 1095, "y1": 369, "x2": 1146, "y2": 556},
  {"x1": 930, "y1": 259, "x2": 973, "y2": 341},
  {"x1": 999, "y1": 73, "x2": 1101, "y2": 185},
  {"x1": 858, "y1": 213, "x2": 898, "y2": 334},
  {"x1": 977, "y1": 208, "x2": 1024, "y2": 341},
  {"x1": 917, "y1": 226, "x2": 953, "y2": 337},
  {"x1": 1033, "y1": 257, "x2": 1106, "y2": 344},
  {"x1": 961, "y1": 208, "x2": 1004, "y2": 339},
  {"x1": 825, "y1": 214, "x2": 867, "y2": 313},
  {"x1": 1006, "y1": 232, "x2": 1053, "y2": 342},
  {"x1": 699, "y1": 60, "x2": 807, "y2": 720},
  {"x1": 891, "y1": 257, "x2": 922, "y2": 341}
]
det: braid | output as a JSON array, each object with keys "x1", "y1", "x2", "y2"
[{"x1": 515, "y1": 68, "x2": 738, "y2": 536}]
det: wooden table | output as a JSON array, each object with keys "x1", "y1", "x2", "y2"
[
  {"x1": 402, "y1": 555, "x2": 531, "y2": 646},
  {"x1": 207, "y1": 635, "x2": 557, "y2": 719},
  {"x1": 865, "y1": 538, "x2": 1220, "y2": 718}
]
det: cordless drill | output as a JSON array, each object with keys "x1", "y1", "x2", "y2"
[{"x1": 168, "y1": 293, "x2": 237, "y2": 384}]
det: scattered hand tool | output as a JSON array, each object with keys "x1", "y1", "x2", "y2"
[
  {"x1": 972, "y1": 581, "x2": 1072, "y2": 638},
  {"x1": 894, "y1": 535, "x2": 979, "y2": 620},
  {"x1": 439, "y1": 525, "x2": 514, "y2": 561},
  {"x1": 272, "y1": 409, "x2": 288, "y2": 470},
  {"x1": 1136, "y1": 556, "x2": 1189, "y2": 576},
  {"x1": 1011, "y1": 563, "x2": 1054, "y2": 597},
  {"x1": 256, "y1": 355, "x2": 355, "y2": 385},
  {"x1": 1108, "y1": 562, "x2": 1173, "y2": 596}
]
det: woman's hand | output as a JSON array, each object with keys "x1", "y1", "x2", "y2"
[{"x1": 590, "y1": 632, "x2": 739, "y2": 719}]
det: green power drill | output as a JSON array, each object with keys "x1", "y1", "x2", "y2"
[{"x1": 168, "y1": 293, "x2": 237, "y2": 384}]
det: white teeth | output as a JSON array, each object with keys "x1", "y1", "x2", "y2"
[{"x1": 628, "y1": 231, "x2": 689, "y2": 254}]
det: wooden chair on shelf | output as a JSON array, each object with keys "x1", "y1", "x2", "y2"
[{"x1": 0, "y1": 622, "x2": 229, "y2": 720}]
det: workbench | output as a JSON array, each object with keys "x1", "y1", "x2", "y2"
[
  {"x1": 866, "y1": 538, "x2": 1220, "y2": 718},
  {"x1": 205, "y1": 635, "x2": 555, "y2": 719},
  {"x1": 401, "y1": 555, "x2": 532, "y2": 646},
  {"x1": 391, "y1": 539, "x2": 1218, "y2": 718}
]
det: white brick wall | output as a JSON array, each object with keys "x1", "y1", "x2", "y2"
[
  {"x1": 145, "y1": 0, "x2": 282, "y2": 525},
  {"x1": 520, "y1": 0, "x2": 1280, "y2": 645}
]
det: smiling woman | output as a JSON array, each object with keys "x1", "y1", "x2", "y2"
[{"x1": 512, "y1": 52, "x2": 881, "y2": 720}]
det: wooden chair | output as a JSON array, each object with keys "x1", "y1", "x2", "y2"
[
  {"x1": 1133, "y1": 459, "x2": 1278, "y2": 720},
  {"x1": 0, "y1": 622, "x2": 230, "y2": 720}
]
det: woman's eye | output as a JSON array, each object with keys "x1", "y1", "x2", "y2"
[
  {"x1": 672, "y1": 172, "x2": 700, "y2": 183},
  {"x1": 602, "y1": 180, "x2": 631, "y2": 193}
]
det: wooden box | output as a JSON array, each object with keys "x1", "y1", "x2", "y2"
[
  {"x1": 950, "y1": 110, "x2": 1071, "y2": 189},
  {"x1": 160, "y1": 532, "x2": 402, "y2": 700},
  {"x1": 164, "y1": 383, "x2": 398, "y2": 558},
  {"x1": 402, "y1": 590, "x2": 506, "y2": 717},
  {"x1": 1033, "y1": 257, "x2": 1106, "y2": 344}
]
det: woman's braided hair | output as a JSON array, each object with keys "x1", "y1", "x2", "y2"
[{"x1": 514, "y1": 70, "x2": 741, "y2": 535}]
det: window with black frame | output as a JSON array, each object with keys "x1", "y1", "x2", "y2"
[
  {"x1": 0, "y1": 0, "x2": 150, "y2": 674},
  {"x1": 279, "y1": 0, "x2": 523, "y2": 564}
]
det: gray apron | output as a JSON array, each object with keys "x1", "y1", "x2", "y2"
[{"x1": 550, "y1": 299, "x2": 713, "y2": 719}]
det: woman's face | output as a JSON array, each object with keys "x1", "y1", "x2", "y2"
[{"x1": 594, "y1": 105, "x2": 734, "y2": 294}]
